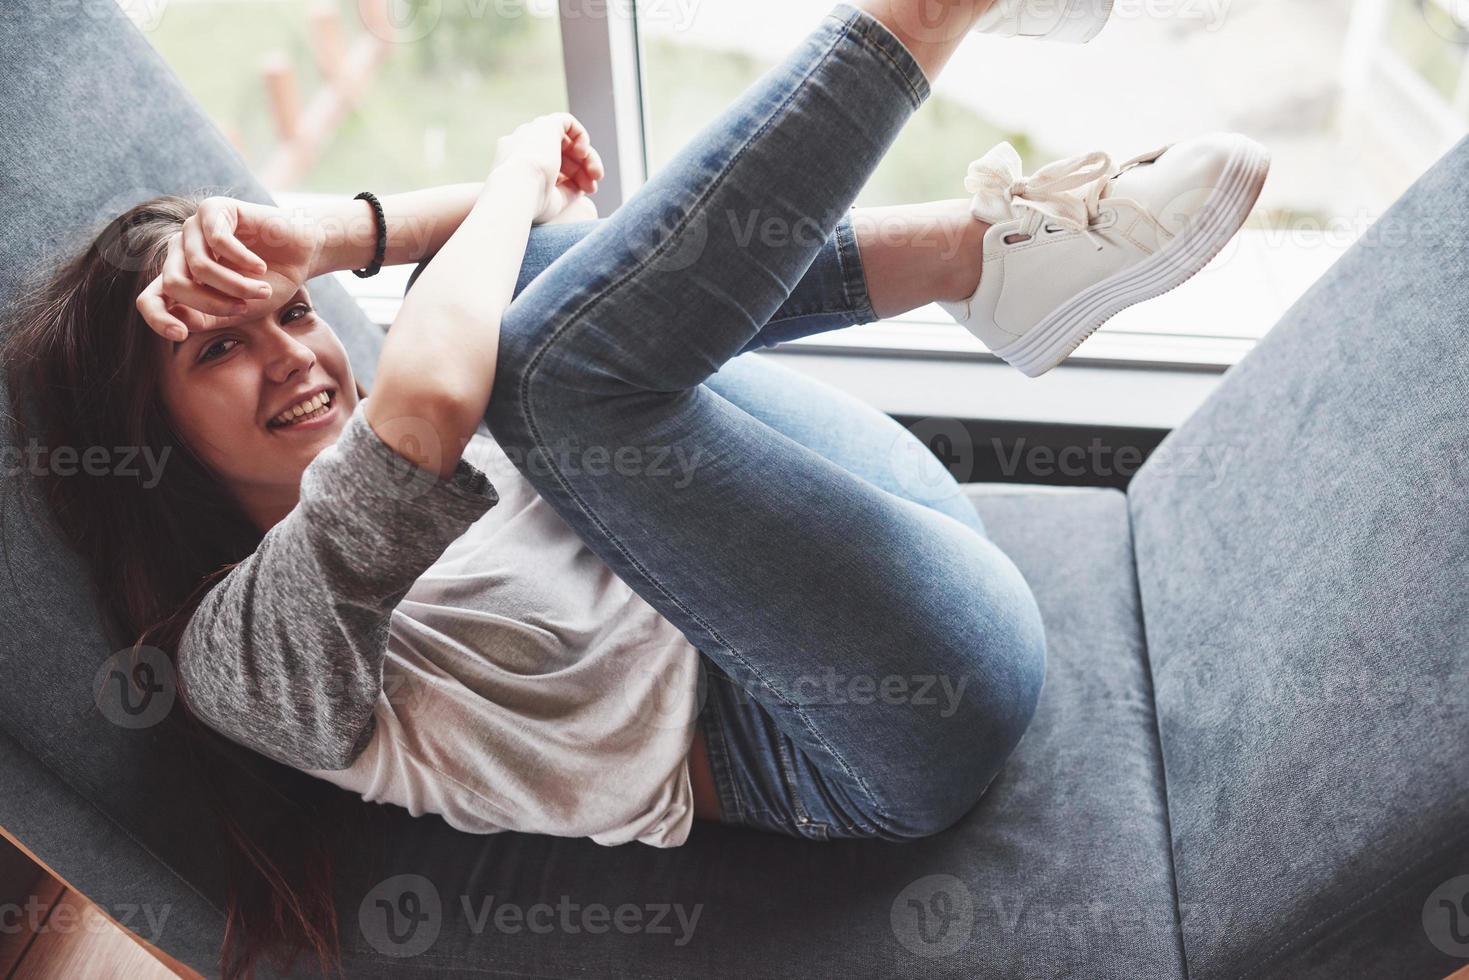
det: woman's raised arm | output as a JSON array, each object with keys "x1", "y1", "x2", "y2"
[
  {"x1": 366, "y1": 113, "x2": 603, "y2": 480},
  {"x1": 307, "y1": 182, "x2": 488, "y2": 279}
]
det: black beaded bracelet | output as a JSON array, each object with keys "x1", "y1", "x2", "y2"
[{"x1": 352, "y1": 191, "x2": 386, "y2": 278}]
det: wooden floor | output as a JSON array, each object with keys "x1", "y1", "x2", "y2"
[
  {"x1": 0, "y1": 835, "x2": 189, "y2": 980},
  {"x1": 0, "y1": 887, "x2": 179, "y2": 979}
]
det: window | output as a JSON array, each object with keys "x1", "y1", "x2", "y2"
[
  {"x1": 128, "y1": 0, "x2": 571, "y2": 319},
  {"x1": 131, "y1": 0, "x2": 568, "y2": 193},
  {"x1": 1345, "y1": 0, "x2": 1469, "y2": 171},
  {"x1": 126, "y1": 0, "x2": 1467, "y2": 373},
  {"x1": 638, "y1": 0, "x2": 1468, "y2": 367}
]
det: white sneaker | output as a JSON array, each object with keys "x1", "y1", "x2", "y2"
[
  {"x1": 938, "y1": 133, "x2": 1271, "y2": 377},
  {"x1": 972, "y1": 0, "x2": 1115, "y2": 43}
]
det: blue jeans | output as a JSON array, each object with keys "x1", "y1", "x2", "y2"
[{"x1": 450, "y1": 3, "x2": 1046, "y2": 841}]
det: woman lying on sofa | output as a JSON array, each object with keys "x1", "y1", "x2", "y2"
[{"x1": 1, "y1": 0, "x2": 1266, "y2": 974}]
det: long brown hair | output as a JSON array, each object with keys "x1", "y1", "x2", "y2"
[{"x1": 0, "y1": 193, "x2": 366, "y2": 978}]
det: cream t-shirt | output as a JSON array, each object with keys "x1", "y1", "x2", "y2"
[
  {"x1": 306, "y1": 421, "x2": 705, "y2": 846},
  {"x1": 178, "y1": 400, "x2": 703, "y2": 848}
]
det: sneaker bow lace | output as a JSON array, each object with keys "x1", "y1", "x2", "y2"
[{"x1": 964, "y1": 142, "x2": 1117, "y2": 250}]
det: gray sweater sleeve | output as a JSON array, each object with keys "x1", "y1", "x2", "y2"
[{"x1": 176, "y1": 399, "x2": 500, "y2": 770}]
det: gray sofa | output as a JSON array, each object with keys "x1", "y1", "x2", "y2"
[{"x1": 2, "y1": 3, "x2": 1466, "y2": 978}]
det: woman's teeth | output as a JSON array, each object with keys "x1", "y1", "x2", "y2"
[{"x1": 270, "y1": 391, "x2": 332, "y2": 428}]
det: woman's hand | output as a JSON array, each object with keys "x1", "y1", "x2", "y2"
[
  {"x1": 493, "y1": 113, "x2": 605, "y2": 226},
  {"x1": 135, "y1": 196, "x2": 323, "y2": 341}
]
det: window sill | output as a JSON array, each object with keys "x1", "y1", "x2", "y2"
[
  {"x1": 753, "y1": 346, "x2": 1224, "y2": 431},
  {"x1": 329, "y1": 260, "x2": 1227, "y2": 430},
  {"x1": 313, "y1": 216, "x2": 1347, "y2": 431}
]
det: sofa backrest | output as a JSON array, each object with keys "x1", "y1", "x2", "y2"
[
  {"x1": 1128, "y1": 138, "x2": 1469, "y2": 979},
  {"x1": 0, "y1": 2, "x2": 386, "y2": 972}
]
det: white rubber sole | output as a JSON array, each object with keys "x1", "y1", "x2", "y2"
[{"x1": 993, "y1": 136, "x2": 1271, "y2": 378}]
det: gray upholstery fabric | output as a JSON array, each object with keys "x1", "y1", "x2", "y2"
[
  {"x1": 1129, "y1": 137, "x2": 1469, "y2": 980},
  {"x1": 0, "y1": 727, "x2": 225, "y2": 963}
]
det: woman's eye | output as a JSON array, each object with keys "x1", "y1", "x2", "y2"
[
  {"x1": 285, "y1": 303, "x2": 314, "y2": 324},
  {"x1": 199, "y1": 338, "x2": 238, "y2": 362}
]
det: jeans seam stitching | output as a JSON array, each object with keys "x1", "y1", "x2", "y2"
[
  {"x1": 515, "y1": 11, "x2": 897, "y2": 827},
  {"x1": 834, "y1": 212, "x2": 876, "y2": 321},
  {"x1": 852, "y1": 35, "x2": 923, "y2": 110},
  {"x1": 773, "y1": 733, "x2": 813, "y2": 828},
  {"x1": 844, "y1": 8, "x2": 928, "y2": 109},
  {"x1": 781, "y1": 734, "x2": 838, "y2": 840},
  {"x1": 762, "y1": 304, "x2": 858, "y2": 325}
]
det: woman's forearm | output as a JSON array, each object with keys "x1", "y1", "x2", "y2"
[
  {"x1": 307, "y1": 182, "x2": 486, "y2": 278},
  {"x1": 365, "y1": 162, "x2": 545, "y2": 479}
]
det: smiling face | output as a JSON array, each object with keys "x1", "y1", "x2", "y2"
[{"x1": 154, "y1": 285, "x2": 360, "y2": 531}]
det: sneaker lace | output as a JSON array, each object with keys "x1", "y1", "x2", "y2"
[{"x1": 964, "y1": 142, "x2": 1117, "y2": 250}]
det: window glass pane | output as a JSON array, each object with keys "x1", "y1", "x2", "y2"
[
  {"x1": 1389, "y1": 0, "x2": 1466, "y2": 100},
  {"x1": 641, "y1": 1, "x2": 1034, "y2": 207},
  {"x1": 130, "y1": 0, "x2": 567, "y2": 193},
  {"x1": 637, "y1": 0, "x2": 1437, "y2": 359}
]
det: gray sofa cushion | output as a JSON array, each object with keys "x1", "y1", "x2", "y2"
[
  {"x1": 1128, "y1": 137, "x2": 1469, "y2": 979},
  {"x1": 317, "y1": 486, "x2": 1181, "y2": 979}
]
